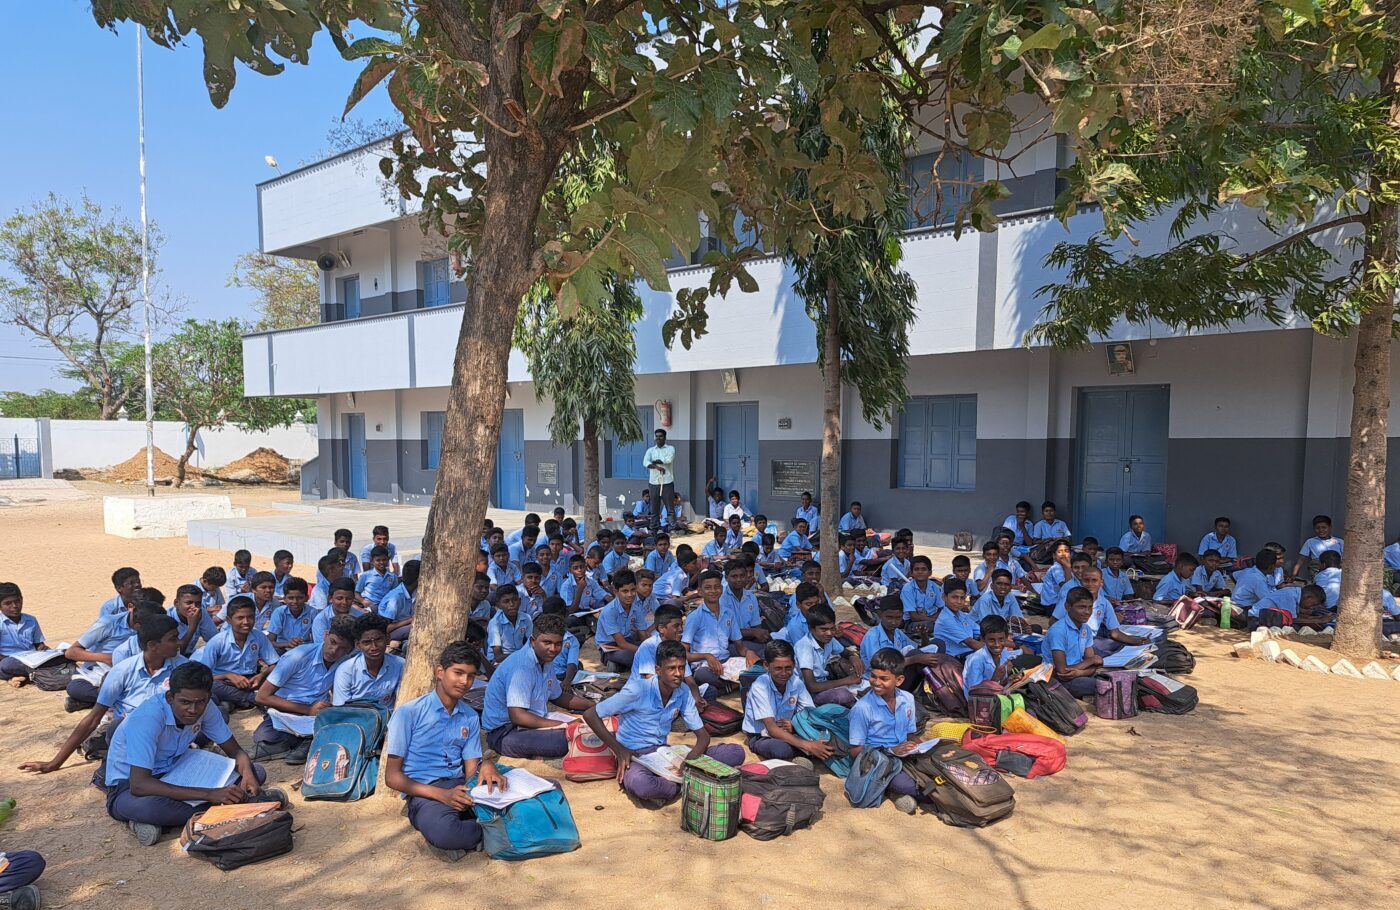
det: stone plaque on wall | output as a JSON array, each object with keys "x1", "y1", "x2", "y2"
[
  {"x1": 770, "y1": 459, "x2": 817, "y2": 499},
  {"x1": 537, "y1": 462, "x2": 558, "y2": 485}
]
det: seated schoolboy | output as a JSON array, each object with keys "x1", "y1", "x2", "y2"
[
  {"x1": 99, "y1": 567, "x2": 144, "y2": 619},
  {"x1": 1385, "y1": 534, "x2": 1400, "y2": 572},
  {"x1": 795, "y1": 491, "x2": 819, "y2": 529},
  {"x1": 242, "y1": 571, "x2": 280, "y2": 631},
  {"x1": 962, "y1": 615, "x2": 1030, "y2": 696},
  {"x1": 359, "y1": 524, "x2": 400, "y2": 573},
  {"x1": 722, "y1": 489, "x2": 750, "y2": 527},
  {"x1": 583, "y1": 640, "x2": 745, "y2": 805},
  {"x1": 654, "y1": 550, "x2": 701, "y2": 601},
  {"x1": 849, "y1": 648, "x2": 923, "y2": 814},
  {"x1": 1199, "y1": 517, "x2": 1238, "y2": 560},
  {"x1": 271, "y1": 549, "x2": 295, "y2": 601},
  {"x1": 633, "y1": 488, "x2": 654, "y2": 519},
  {"x1": 378, "y1": 560, "x2": 419, "y2": 646},
  {"x1": 778, "y1": 519, "x2": 814, "y2": 562},
  {"x1": 506, "y1": 513, "x2": 542, "y2": 549},
  {"x1": 601, "y1": 533, "x2": 631, "y2": 577},
  {"x1": 742, "y1": 639, "x2": 832, "y2": 765},
  {"x1": 701, "y1": 526, "x2": 730, "y2": 560},
  {"x1": 1263, "y1": 542, "x2": 1288, "y2": 586},
  {"x1": 252, "y1": 615, "x2": 356, "y2": 762},
  {"x1": 1032, "y1": 501, "x2": 1071, "y2": 544},
  {"x1": 834, "y1": 533, "x2": 861, "y2": 578},
  {"x1": 194, "y1": 597, "x2": 279, "y2": 711},
  {"x1": 1293, "y1": 514, "x2": 1344, "y2": 580},
  {"x1": 1100, "y1": 547, "x2": 1134, "y2": 604},
  {"x1": 64, "y1": 596, "x2": 143, "y2": 712},
  {"x1": 597, "y1": 570, "x2": 645, "y2": 671},
  {"x1": 971, "y1": 541, "x2": 1004, "y2": 594},
  {"x1": 645, "y1": 533, "x2": 677, "y2": 576},
  {"x1": 758, "y1": 532, "x2": 783, "y2": 569},
  {"x1": 932, "y1": 579, "x2": 980, "y2": 658},
  {"x1": 993, "y1": 532, "x2": 1030, "y2": 580},
  {"x1": 720, "y1": 559, "x2": 769, "y2": 653},
  {"x1": 949, "y1": 554, "x2": 972, "y2": 584},
  {"x1": 634, "y1": 568, "x2": 659, "y2": 629},
  {"x1": 539, "y1": 597, "x2": 582, "y2": 689},
  {"x1": 1191, "y1": 550, "x2": 1230, "y2": 596},
  {"x1": 486, "y1": 585, "x2": 534, "y2": 670},
  {"x1": 487, "y1": 544, "x2": 521, "y2": 589},
  {"x1": 1042, "y1": 588, "x2": 1102, "y2": 697},
  {"x1": 384, "y1": 642, "x2": 505, "y2": 861},
  {"x1": 508, "y1": 527, "x2": 541, "y2": 573},
  {"x1": 466, "y1": 572, "x2": 494, "y2": 634},
  {"x1": 196, "y1": 567, "x2": 227, "y2": 626},
  {"x1": 334, "y1": 529, "x2": 360, "y2": 579},
  {"x1": 859, "y1": 595, "x2": 944, "y2": 684},
  {"x1": 356, "y1": 546, "x2": 399, "y2": 611},
  {"x1": 480, "y1": 614, "x2": 593, "y2": 759},
  {"x1": 268, "y1": 577, "x2": 317, "y2": 652},
  {"x1": 972, "y1": 569, "x2": 1027, "y2": 631},
  {"x1": 682, "y1": 569, "x2": 758, "y2": 691},
  {"x1": 224, "y1": 549, "x2": 256, "y2": 600},
  {"x1": 880, "y1": 537, "x2": 913, "y2": 589},
  {"x1": 838, "y1": 501, "x2": 868, "y2": 537},
  {"x1": 538, "y1": 541, "x2": 568, "y2": 597},
  {"x1": 0, "y1": 848, "x2": 44, "y2": 910},
  {"x1": 103, "y1": 662, "x2": 279, "y2": 847},
  {"x1": 1153, "y1": 553, "x2": 1200, "y2": 602},
  {"x1": 312, "y1": 577, "x2": 364, "y2": 644},
  {"x1": 165, "y1": 584, "x2": 214, "y2": 657},
  {"x1": 559, "y1": 553, "x2": 609, "y2": 615},
  {"x1": 1312, "y1": 550, "x2": 1343, "y2": 608},
  {"x1": 778, "y1": 579, "x2": 823, "y2": 646},
  {"x1": 795, "y1": 604, "x2": 864, "y2": 707},
  {"x1": 0, "y1": 582, "x2": 54, "y2": 688},
  {"x1": 332, "y1": 613, "x2": 404, "y2": 709},
  {"x1": 517, "y1": 561, "x2": 546, "y2": 620},
  {"x1": 20, "y1": 615, "x2": 186, "y2": 775},
  {"x1": 308, "y1": 550, "x2": 340, "y2": 611},
  {"x1": 1053, "y1": 569, "x2": 1148, "y2": 651},
  {"x1": 1253, "y1": 584, "x2": 1333, "y2": 625},
  {"x1": 1119, "y1": 514, "x2": 1152, "y2": 554},
  {"x1": 723, "y1": 514, "x2": 746, "y2": 551},
  {"x1": 1038, "y1": 541, "x2": 1075, "y2": 607},
  {"x1": 898, "y1": 555, "x2": 942, "y2": 630},
  {"x1": 1080, "y1": 536, "x2": 1103, "y2": 567},
  {"x1": 1230, "y1": 549, "x2": 1279, "y2": 611}
]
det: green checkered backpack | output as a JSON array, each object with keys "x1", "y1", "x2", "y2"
[{"x1": 680, "y1": 755, "x2": 740, "y2": 841}]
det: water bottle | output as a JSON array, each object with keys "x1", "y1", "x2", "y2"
[
  {"x1": 0, "y1": 798, "x2": 14, "y2": 826},
  {"x1": 1220, "y1": 595, "x2": 1232, "y2": 629}
]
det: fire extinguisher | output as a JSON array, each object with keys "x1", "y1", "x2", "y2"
[{"x1": 655, "y1": 399, "x2": 672, "y2": 429}]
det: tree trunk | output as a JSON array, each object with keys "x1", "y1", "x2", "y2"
[
  {"x1": 175, "y1": 426, "x2": 198, "y2": 488},
  {"x1": 819, "y1": 273, "x2": 843, "y2": 598},
  {"x1": 582, "y1": 417, "x2": 601, "y2": 531}
]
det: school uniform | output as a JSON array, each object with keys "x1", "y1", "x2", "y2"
[
  {"x1": 848, "y1": 689, "x2": 921, "y2": 801},
  {"x1": 272, "y1": 572, "x2": 293, "y2": 601},
  {"x1": 962, "y1": 646, "x2": 1022, "y2": 696},
  {"x1": 601, "y1": 549, "x2": 631, "y2": 577},
  {"x1": 972, "y1": 589, "x2": 1025, "y2": 623},
  {"x1": 341, "y1": 551, "x2": 361, "y2": 580},
  {"x1": 1002, "y1": 515, "x2": 1032, "y2": 552},
  {"x1": 310, "y1": 607, "x2": 363, "y2": 645},
  {"x1": 1385, "y1": 542, "x2": 1400, "y2": 570},
  {"x1": 97, "y1": 653, "x2": 188, "y2": 722},
  {"x1": 505, "y1": 525, "x2": 532, "y2": 548},
  {"x1": 899, "y1": 579, "x2": 944, "y2": 619},
  {"x1": 332, "y1": 651, "x2": 405, "y2": 708},
  {"x1": 550, "y1": 630, "x2": 582, "y2": 680},
  {"x1": 194, "y1": 627, "x2": 279, "y2": 709},
  {"x1": 1039, "y1": 563, "x2": 1070, "y2": 607},
  {"x1": 110, "y1": 635, "x2": 140, "y2": 667},
  {"x1": 98, "y1": 594, "x2": 130, "y2": 619},
  {"x1": 1052, "y1": 590, "x2": 1120, "y2": 638},
  {"x1": 933, "y1": 608, "x2": 980, "y2": 658},
  {"x1": 309, "y1": 574, "x2": 331, "y2": 612},
  {"x1": 0, "y1": 613, "x2": 46, "y2": 680},
  {"x1": 1041, "y1": 616, "x2": 1096, "y2": 697},
  {"x1": 633, "y1": 499, "x2": 651, "y2": 518},
  {"x1": 487, "y1": 610, "x2": 534, "y2": 662},
  {"x1": 880, "y1": 557, "x2": 911, "y2": 588},
  {"x1": 1100, "y1": 567, "x2": 1134, "y2": 602},
  {"x1": 1383, "y1": 590, "x2": 1400, "y2": 617},
  {"x1": 267, "y1": 603, "x2": 318, "y2": 649},
  {"x1": 721, "y1": 584, "x2": 762, "y2": 637},
  {"x1": 1315, "y1": 567, "x2": 1342, "y2": 608},
  {"x1": 594, "y1": 600, "x2": 643, "y2": 660},
  {"x1": 837, "y1": 549, "x2": 861, "y2": 575},
  {"x1": 652, "y1": 565, "x2": 688, "y2": 599},
  {"x1": 682, "y1": 603, "x2": 743, "y2": 689},
  {"x1": 594, "y1": 676, "x2": 744, "y2": 803},
  {"x1": 1230, "y1": 566, "x2": 1274, "y2": 609},
  {"x1": 839, "y1": 512, "x2": 867, "y2": 533},
  {"x1": 1198, "y1": 533, "x2": 1238, "y2": 559},
  {"x1": 1032, "y1": 519, "x2": 1071, "y2": 541},
  {"x1": 1119, "y1": 530, "x2": 1153, "y2": 554},
  {"x1": 631, "y1": 631, "x2": 692, "y2": 680},
  {"x1": 480, "y1": 645, "x2": 568, "y2": 758},
  {"x1": 253, "y1": 641, "x2": 347, "y2": 751},
  {"x1": 1153, "y1": 572, "x2": 1193, "y2": 602},
  {"x1": 972, "y1": 559, "x2": 1026, "y2": 589},
  {"x1": 223, "y1": 565, "x2": 255, "y2": 600},
  {"x1": 795, "y1": 634, "x2": 854, "y2": 707},
  {"x1": 858, "y1": 624, "x2": 916, "y2": 676},
  {"x1": 0, "y1": 851, "x2": 46, "y2": 895},
  {"x1": 166, "y1": 604, "x2": 218, "y2": 656},
  {"x1": 354, "y1": 569, "x2": 398, "y2": 610},
  {"x1": 558, "y1": 574, "x2": 608, "y2": 614},
  {"x1": 778, "y1": 531, "x2": 811, "y2": 561},
  {"x1": 701, "y1": 539, "x2": 727, "y2": 558},
  {"x1": 645, "y1": 550, "x2": 678, "y2": 577},
  {"x1": 385, "y1": 689, "x2": 486, "y2": 852},
  {"x1": 517, "y1": 585, "x2": 545, "y2": 621},
  {"x1": 1300, "y1": 536, "x2": 1344, "y2": 561},
  {"x1": 200, "y1": 585, "x2": 227, "y2": 622},
  {"x1": 743, "y1": 674, "x2": 815, "y2": 759},
  {"x1": 377, "y1": 583, "x2": 416, "y2": 640},
  {"x1": 795, "y1": 504, "x2": 819, "y2": 527},
  {"x1": 1189, "y1": 566, "x2": 1228, "y2": 592},
  {"x1": 541, "y1": 557, "x2": 570, "y2": 597},
  {"x1": 67, "y1": 613, "x2": 140, "y2": 706},
  {"x1": 487, "y1": 561, "x2": 521, "y2": 588},
  {"x1": 707, "y1": 498, "x2": 726, "y2": 522},
  {"x1": 507, "y1": 539, "x2": 536, "y2": 568},
  {"x1": 758, "y1": 547, "x2": 784, "y2": 569},
  {"x1": 775, "y1": 603, "x2": 810, "y2": 646}
]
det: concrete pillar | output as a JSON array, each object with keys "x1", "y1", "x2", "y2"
[{"x1": 36, "y1": 417, "x2": 53, "y2": 479}]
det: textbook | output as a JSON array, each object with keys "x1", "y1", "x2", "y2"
[
  {"x1": 267, "y1": 709, "x2": 316, "y2": 737},
  {"x1": 573, "y1": 670, "x2": 621, "y2": 684},
  {"x1": 8, "y1": 644, "x2": 69, "y2": 669},
  {"x1": 470, "y1": 768, "x2": 555, "y2": 809},
  {"x1": 720, "y1": 656, "x2": 749, "y2": 681},
  {"x1": 161, "y1": 748, "x2": 238, "y2": 806},
  {"x1": 1102, "y1": 644, "x2": 1154, "y2": 668},
  {"x1": 633, "y1": 745, "x2": 689, "y2": 782}
]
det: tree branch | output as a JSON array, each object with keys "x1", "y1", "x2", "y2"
[{"x1": 1238, "y1": 215, "x2": 1366, "y2": 266}]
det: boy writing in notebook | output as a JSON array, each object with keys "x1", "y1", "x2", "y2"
[
  {"x1": 480, "y1": 614, "x2": 594, "y2": 760},
  {"x1": 252, "y1": 616, "x2": 356, "y2": 763}
]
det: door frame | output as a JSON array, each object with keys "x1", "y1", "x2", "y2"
[
  {"x1": 1073, "y1": 384, "x2": 1170, "y2": 542},
  {"x1": 714, "y1": 401, "x2": 760, "y2": 513},
  {"x1": 494, "y1": 408, "x2": 526, "y2": 510}
]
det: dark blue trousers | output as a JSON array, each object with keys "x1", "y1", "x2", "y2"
[{"x1": 407, "y1": 776, "x2": 483, "y2": 852}]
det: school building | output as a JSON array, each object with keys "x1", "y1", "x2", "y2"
[{"x1": 241, "y1": 129, "x2": 1395, "y2": 553}]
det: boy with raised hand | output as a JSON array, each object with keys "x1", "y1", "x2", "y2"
[
  {"x1": 252, "y1": 615, "x2": 356, "y2": 763},
  {"x1": 360, "y1": 524, "x2": 400, "y2": 573},
  {"x1": 385, "y1": 641, "x2": 505, "y2": 861},
  {"x1": 849, "y1": 647, "x2": 923, "y2": 815},
  {"x1": 1042, "y1": 588, "x2": 1102, "y2": 697},
  {"x1": 103, "y1": 662, "x2": 282, "y2": 847},
  {"x1": 333, "y1": 613, "x2": 404, "y2": 709},
  {"x1": 268, "y1": 576, "x2": 317, "y2": 652},
  {"x1": 480, "y1": 613, "x2": 594, "y2": 759},
  {"x1": 795, "y1": 604, "x2": 864, "y2": 707},
  {"x1": 195, "y1": 596, "x2": 279, "y2": 711},
  {"x1": 486, "y1": 585, "x2": 534, "y2": 668},
  {"x1": 961, "y1": 615, "x2": 1028, "y2": 696},
  {"x1": 583, "y1": 640, "x2": 745, "y2": 806},
  {"x1": 98, "y1": 567, "x2": 143, "y2": 619},
  {"x1": 0, "y1": 582, "x2": 51, "y2": 688},
  {"x1": 743, "y1": 639, "x2": 831, "y2": 765}
]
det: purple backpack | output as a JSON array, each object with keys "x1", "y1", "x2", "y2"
[{"x1": 1093, "y1": 671, "x2": 1139, "y2": 720}]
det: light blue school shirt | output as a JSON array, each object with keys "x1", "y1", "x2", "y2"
[
  {"x1": 778, "y1": 531, "x2": 811, "y2": 560},
  {"x1": 1300, "y1": 536, "x2": 1344, "y2": 561},
  {"x1": 265, "y1": 641, "x2": 344, "y2": 705},
  {"x1": 356, "y1": 568, "x2": 399, "y2": 606},
  {"x1": 1033, "y1": 519, "x2": 1071, "y2": 540},
  {"x1": 105, "y1": 693, "x2": 232, "y2": 787},
  {"x1": 487, "y1": 610, "x2": 534, "y2": 657},
  {"x1": 481, "y1": 645, "x2": 561, "y2": 732},
  {"x1": 224, "y1": 565, "x2": 255, "y2": 600},
  {"x1": 377, "y1": 584, "x2": 416, "y2": 623},
  {"x1": 0, "y1": 614, "x2": 44, "y2": 656},
  {"x1": 795, "y1": 505, "x2": 819, "y2": 527},
  {"x1": 839, "y1": 512, "x2": 866, "y2": 532},
  {"x1": 758, "y1": 547, "x2": 784, "y2": 568},
  {"x1": 1198, "y1": 533, "x2": 1238, "y2": 559},
  {"x1": 198, "y1": 584, "x2": 225, "y2": 620},
  {"x1": 487, "y1": 562, "x2": 521, "y2": 587},
  {"x1": 341, "y1": 551, "x2": 361, "y2": 580},
  {"x1": 110, "y1": 635, "x2": 142, "y2": 667},
  {"x1": 962, "y1": 646, "x2": 1020, "y2": 696},
  {"x1": 849, "y1": 688, "x2": 917, "y2": 749},
  {"x1": 794, "y1": 634, "x2": 844, "y2": 681},
  {"x1": 74, "y1": 613, "x2": 139, "y2": 679},
  {"x1": 1315, "y1": 567, "x2": 1342, "y2": 608},
  {"x1": 167, "y1": 605, "x2": 218, "y2": 651},
  {"x1": 550, "y1": 630, "x2": 581, "y2": 679},
  {"x1": 900, "y1": 579, "x2": 943, "y2": 617},
  {"x1": 1041, "y1": 616, "x2": 1093, "y2": 665},
  {"x1": 193, "y1": 627, "x2": 279, "y2": 676},
  {"x1": 859, "y1": 624, "x2": 916, "y2": 675},
  {"x1": 632, "y1": 499, "x2": 650, "y2": 517},
  {"x1": 1386, "y1": 543, "x2": 1400, "y2": 570},
  {"x1": 359, "y1": 541, "x2": 399, "y2": 570},
  {"x1": 99, "y1": 594, "x2": 129, "y2": 618},
  {"x1": 1100, "y1": 567, "x2": 1134, "y2": 601},
  {"x1": 1039, "y1": 563, "x2": 1069, "y2": 606},
  {"x1": 385, "y1": 690, "x2": 482, "y2": 784},
  {"x1": 742, "y1": 673, "x2": 814, "y2": 735},
  {"x1": 973, "y1": 558, "x2": 1025, "y2": 587},
  {"x1": 1189, "y1": 566, "x2": 1228, "y2": 592},
  {"x1": 596, "y1": 599, "x2": 640, "y2": 650},
  {"x1": 267, "y1": 603, "x2": 317, "y2": 646},
  {"x1": 1230, "y1": 567, "x2": 1273, "y2": 608},
  {"x1": 1052, "y1": 589, "x2": 1120, "y2": 636},
  {"x1": 309, "y1": 574, "x2": 331, "y2": 612},
  {"x1": 1383, "y1": 589, "x2": 1400, "y2": 616},
  {"x1": 507, "y1": 540, "x2": 537, "y2": 567},
  {"x1": 701, "y1": 539, "x2": 726, "y2": 558},
  {"x1": 332, "y1": 651, "x2": 405, "y2": 707},
  {"x1": 881, "y1": 557, "x2": 911, "y2": 587},
  {"x1": 596, "y1": 674, "x2": 701, "y2": 750},
  {"x1": 933, "y1": 608, "x2": 980, "y2": 657},
  {"x1": 517, "y1": 586, "x2": 545, "y2": 620},
  {"x1": 1153, "y1": 572, "x2": 1193, "y2": 602},
  {"x1": 601, "y1": 550, "x2": 631, "y2": 576},
  {"x1": 558, "y1": 574, "x2": 608, "y2": 613},
  {"x1": 97, "y1": 653, "x2": 188, "y2": 721},
  {"x1": 541, "y1": 558, "x2": 569, "y2": 597},
  {"x1": 1120, "y1": 530, "x2": 1153, "y2": 553},
  {"x1": 1002, "y1": 514, "x2": 1030, "y2": 546},
  {"x1": 645, "y1": 550, "x2": 677, "y2": 576},
  {"x1": 505, "y1": 526, "x2": 530, "y2": 547},
  {"x1": 272, "y1": 572, "x2": 293, "y2": 601},
  {"x1": 311, "y1": 606, "x2": 363, "y2": 644},
  {"x1": 773, "y1": 604, "x2": 809, "y2": 645},
  {"x1": 720, "y1": 585, "x2": 761, "y2": 629},
  {"x1": 972, "y1": 589, "x2": 1024, "y2": 622},
  {"x1": 653, "y1": 565, "x2": 689, "y2": 599},
  {"x1": 1251, "y1": 586, "x2": 1302, "y2": 618},
  {"x1": 682, "y1": 603, "x2": 742, "y2": 661}
]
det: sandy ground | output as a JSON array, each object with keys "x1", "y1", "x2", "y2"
[{"x1": 3, "y1": 483, "x2": 1399, "y2": 910}]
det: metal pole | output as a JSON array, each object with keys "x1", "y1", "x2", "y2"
[{"x1": 138, "y1": 29, "x2": 155, "y2": 497}]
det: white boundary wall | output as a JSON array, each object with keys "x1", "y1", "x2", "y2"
[{"x1": 0, "y1": 418, "x2": 318, "y2": 474}]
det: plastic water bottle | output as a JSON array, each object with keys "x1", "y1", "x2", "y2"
[
  {"x1": 0, "y1": 798, "x2": 14, "y2": 826},
  {"x1": 1220, "y1": 595, "x2": 1232, "y2": 629}
]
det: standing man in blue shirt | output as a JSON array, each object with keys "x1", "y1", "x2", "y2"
[{"x1": 643, "y1": 428, "x2": 676, "y2": 536}]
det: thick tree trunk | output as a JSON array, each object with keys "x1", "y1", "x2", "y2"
[
  {"x1": 582, "y1": 417, "x2": 601, "y2": 530},
  {"x1": 819, "y1": 273, "x2": 843, "y2": 597},
  {"x1": 174, "y1": 427, "x2": 197, "y2": 488}
]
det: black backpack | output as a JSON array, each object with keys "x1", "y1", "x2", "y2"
[
  {"x1": 1020, "y1": 680, "x2": 1088, "y2": 736},
  {"x1": 757, "y1": 594, "x2": 788, "y2": 633},
  {"x1": 738, "y1": 762, "x2": 826, "y2": 840},
  {"x1": 181, "y1": 806, "x2": 294, "y2": 870},
  {"x1": 1152, "y1": 640, "x2": 1196, "y2": 675},
  {"x1": 903, "y1": 744, "x2": 1015, "y2": 828},
  {"x1": 1135, "y1": 670, "x2": 1199, "y2": 715}
]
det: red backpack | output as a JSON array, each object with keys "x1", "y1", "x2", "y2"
[
  {"x1": 836, "y1": 621, "x2": 867, "y2": 647},
  {"x1": 961, "y1": 732, "x2": 1066, "y2": 779},
  {"x1": 700, "y1": 702, "x2": 743, "y2": 735},
  {"x1": 563, "y1": 717, "x2": 618, "y2": 782}
]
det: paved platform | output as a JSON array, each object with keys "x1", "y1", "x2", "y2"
[{"x1": 0, "y1": 479, "x2": 91, "y2": 506}]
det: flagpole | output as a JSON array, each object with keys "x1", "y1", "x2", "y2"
[{"x1": 137, "y1": 28, "x2": 155, "y2": 496}]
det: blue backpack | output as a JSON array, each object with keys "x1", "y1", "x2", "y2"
[
  {"x1": 843, "y1": 747, "x2": 902, "y2": 808},
  {"x1": 301, "y1": 704, "x2": 388, "y2": 801},
  {"x1": 792, "y1": 704, "x2": 853, "y2": 778},
  {"x1": 471, "y1": 765, "x2": 581, "y2": 860}
]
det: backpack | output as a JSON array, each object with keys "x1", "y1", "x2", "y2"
[
  {"x1": 30, "y1": 659, "x2": 76, "y2": 692},
  {"x1": 966, "y1": 681, "x2": 1024, "y2": 731},
  {"x1": 920, "y1": 655, "x2": 967, "y2": 717},
  {"x1": 825, "y1": 653, "x2": 856, "y2": 681},
  {"x1": 563, "y1": 716, "x2": 618, "y2": 782},
  {"x1": 1093, "y1": 671, "x2": 1139, "y2": 720},
  {"x1": 791, "y1": 705, "x2": 853, "y2": 778},
  {"x1": 961, "y1": 732, "x2": 1067, "y2": 779},
  {"x1": 903, "y1": 744, "x2": 1016, "y2": 828},
  {"x1": 700, "y1": 702, "x2": 743, "y2": 736},
  {"x1": 1152, "y1": 640, "x2": 1196, "y2": 675},
  {"x1": 757, "y1": 595, "x2": 788, "y2": 633},
  {"x1": 472, "y1": 767, "x2": 581, "y2": 860},
  {"x1": 952, "y1": 531, "x2": 976, "y2": 552},
  {"x1": 738, "y1": 760, "x2": 826, "y2": 840},
  {"x1": 1117, "y1": 602, "x2": 1149, "y2": 625},
  {"x1": 301, "y1": 704, "x2": 389, "y2": 801},
  {"x1": 680, "y1": 754, "x2": 741, "y2": 841},
  {"x1": 1136, "y1": 670, "x2": 1199, "y2": 715},
  {"x1": 1256, "y1": 606, "x2": 1293, "y2": 629},
  {"x1": 180, "y1": 804, "x2": 295, "y2": 870},
  {"x1": 843, "y1": 747, "x2": 902, "y2": 808},
  {"x1": 1020, "y1": 680, "x2": 1088, "y2": 736},
  {"x1": 1168, "y1": 596, "x2": 1204, "y2": 629},
  {"x1": 836, "y1": 621, "x2": 867, "y2": 648},
  {"x1": 572, "y1": 677, "x2": 624, "y2": 703},
  {"x1": 738, "y1": 664, "x2": 767, "y2": 705}
]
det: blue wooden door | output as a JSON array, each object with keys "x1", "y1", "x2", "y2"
[
  {"x1": 1076, "y1": 386, "x2": 1169, "y2": 544},
  {"x1": 341, "y1": 276, "x2": 361, "y2": 319},
  {"x1": 344, "y1": 413, "x2": 368, "y2": 499},
  {"x1": 494, "y1": 408, "x2": 525, "y2": 510},
  {"x1": 716, "y1": 402, "x2": 759, "y2": 513}
]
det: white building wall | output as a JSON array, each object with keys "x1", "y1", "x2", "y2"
[{"x1": 0, "y1": 418, "x2": 318, "y2": 472}]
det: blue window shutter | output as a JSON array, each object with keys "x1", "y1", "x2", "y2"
[
  {"x1": 899, "y1": 395, "x2": 977, "y2": 490},
  {"x1": 899, "y1": 402, "x2": 927, "y2": 488},
  {"x1": 954, "y1": 397, "x2": 977, "y2": 490},
  {"x1": 610, "y1": 406, "x2": 653, "y2": 480},
  {"x1": 926, "y1": 398, "x2": 954, "y2": 489},
  {"x1": 423, "y1": 258, "x2": 450, "y2": 308},
  {"x1": 423, "y1": 411, "x2": 445, "y2": 469}
]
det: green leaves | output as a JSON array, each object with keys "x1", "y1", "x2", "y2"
[
  {"x1": 343, "y1": 59, "x2": 394, "y2": 116},
  {"x1": 1012, "y1": 22, "x2": 1072, "y2": 56}
]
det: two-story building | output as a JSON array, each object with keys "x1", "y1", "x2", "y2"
[{"x1": 243, "y1": 130, "x2": 1389, "y2": 552}]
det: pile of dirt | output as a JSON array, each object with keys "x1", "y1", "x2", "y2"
[
  {"x1": 92, "y1": 447, "x2": 202, "y2": 483},
  {"x1": 209, "y1": 447, "x2": 293, "y2": 484}
]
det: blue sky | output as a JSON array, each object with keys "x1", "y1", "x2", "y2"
[{"x1": 0, "y1": 2, "x2": 396, "y2": 393}]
